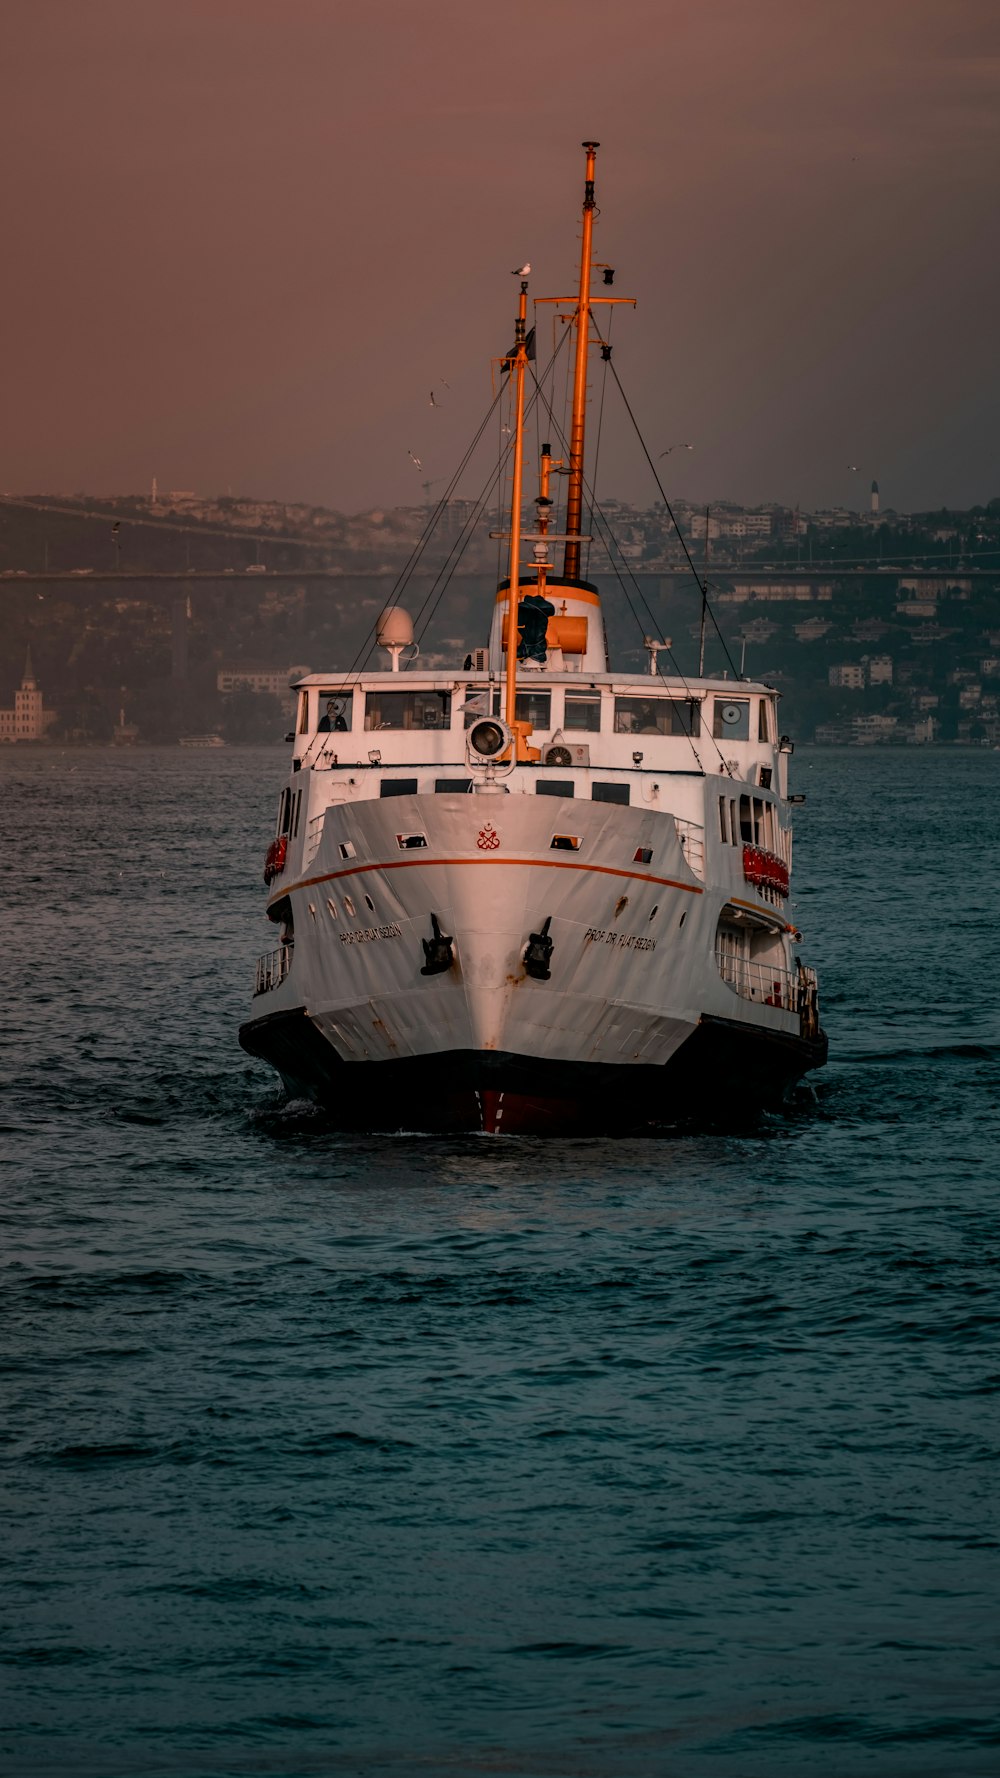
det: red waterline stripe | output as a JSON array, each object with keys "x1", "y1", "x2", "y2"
[{"x1": 272, "y1": 855, "x2": 705, "y2": 906}]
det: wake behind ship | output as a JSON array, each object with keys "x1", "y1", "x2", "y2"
[{"x1": 239, "y1": 143, "x2": 827, "y2": 1134}]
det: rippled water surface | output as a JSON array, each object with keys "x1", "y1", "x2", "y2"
[{"x1": 2, "y1": 746, "x2": 998, "y2": 1776}]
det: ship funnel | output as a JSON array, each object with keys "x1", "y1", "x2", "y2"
[{"x1": 376, "y1": 605, "x2": 415, "y2": 672}]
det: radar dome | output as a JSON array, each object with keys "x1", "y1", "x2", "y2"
[{"x1": 376, "y1": 606, "x2": 414, "y2": 648}]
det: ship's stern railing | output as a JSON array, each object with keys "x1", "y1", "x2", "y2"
[
  {"x1": 254, "y1": 945, "x2": 291, "y2": 996},
  {"x1": 715, "y1": 950, "x2": 800, "y2": 1012}
]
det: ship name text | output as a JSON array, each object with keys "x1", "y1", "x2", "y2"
[{"x1": 584, "y1": 928, "x2": 657, "y2": 951}]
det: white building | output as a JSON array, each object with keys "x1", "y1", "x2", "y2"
[
  {"x1": 829, "y1": 662, "x2": 865, "y2": 690},
  {"x1": 217, "y1": 665, "x2": 310, "y2": 698},
  {"x1": 866, "y1": 654, "x2": 893, "y2": 686},
  {"x1": 0, "y1": 648, "x2": 56, "y2": 741}
]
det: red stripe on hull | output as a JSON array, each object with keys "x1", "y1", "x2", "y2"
[{"x1": 478, "y1": 1088, "x2": 593, "y2": 1136}]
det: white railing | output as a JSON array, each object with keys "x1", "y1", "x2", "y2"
[
  {"x1": 674, "y1": 818, "x2": 705, "y2": 879},
  {"x1": 254, "y1": 945, "x2": 291, "y2": 996},
  {"x1": 715, "y1": 949, "x2": 799, "y2": 1012}
]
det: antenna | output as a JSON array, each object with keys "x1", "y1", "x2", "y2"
[{"x1": 699, "y1": 505, "x2": 711, "y2": 676}]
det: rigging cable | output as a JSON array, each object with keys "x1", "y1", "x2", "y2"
[
  {"x1": 329, "y1": 379, "x2": 509, "y2": 696},
  {"x1": 591, "y1": 328, "x2": 741, "y2": 680},
  {"x1": 584, "y1": 305, "x2": 614, "y2": 580},
  {"x1": 409, "y1": 327, "x2": 575, "y2": 653},
  {"x1": 527, "y1": 363, "x2": 737, "y2": 779}
]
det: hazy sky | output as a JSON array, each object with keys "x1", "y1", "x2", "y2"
[{"x1": 3, "y1": 0, "x2": 999, "y2": 514}]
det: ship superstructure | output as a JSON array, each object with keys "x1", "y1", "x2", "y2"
[{"x1": 239, "y1": 144, "x2": 826, "y2": 1134}]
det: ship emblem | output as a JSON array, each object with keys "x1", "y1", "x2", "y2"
[{"x1": 477, "y1": 822, "x2": 500, "y2": 851}]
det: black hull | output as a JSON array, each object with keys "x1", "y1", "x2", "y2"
[{"x1": 239, "y1": 1007, "x2": 828, "y2": 1135}]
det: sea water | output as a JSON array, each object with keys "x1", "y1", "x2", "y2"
[{"x1": 1, "y1": 746, "x2": 998, "y2": 1777}]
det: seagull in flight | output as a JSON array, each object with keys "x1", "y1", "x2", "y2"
[
  {"x1": 407, "y1": 450, "x2": 422, "y2": 469},
  {"x1": 847, "y1": 463, "x2": 860, "y2": 471},
  {"x1": 511, "y1": 261, "x2": 531, "y2": 277},
  {"x1": 658, "y1": 443, "x2": 694, "y2": 458}
]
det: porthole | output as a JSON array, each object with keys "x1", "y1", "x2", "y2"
[
  {"x1": 364, "y1": 894, "x2": 375, "y2": 913},
  {"x1": 326, "y1": 898, "x2": 339, "y2": 920},
  {"x1": 344, "y1": 895, "x2": 356, "y2": 917}
]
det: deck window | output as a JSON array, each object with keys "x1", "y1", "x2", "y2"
[
  {"x1": 739, "y1": 794, "x2": 754, "y2": 843},
  {"x1": 365, "y1": 690, "x2": 451, "y2": 731},
  {"x1": 718, "y1": 795, "x2": 728, "y2": 840},
  {"x1": 564, "y1": 691, "x2": 602, "y2": 732},
  {"x1": 713, "y1": 697, "x2": 751, "y2": 741},
  {"x1": 593, "y1": 782, "x2": 630, "y2": 805},
  {"x1": 614, "y1": 696, "x2": 700, "y2": 736},
  {"x1": 537, "y1": 780, "x2": 574, "y2": 797},
  {"x1": 758, "y1": 699, "x2": 771, "y2": 741},
  {"x1": 379, "y1": 778, "x2": 418, "y2": 797}
]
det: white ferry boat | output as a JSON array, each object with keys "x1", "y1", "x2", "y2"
[{"x1": 239, "y1": 143, "x2": 827, "y2": 1135}]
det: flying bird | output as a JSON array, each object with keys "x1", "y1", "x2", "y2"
[
  {"x1": 511, "y1": 261, "x2": 531, "y2": 277},
  {"x1": 658, "y1": 443, "x2": 694, "y2": 458},
  {"x1": 847, "y1": 463, "x2": 859, "y2": 471},
  {"x1": 407, "y1": 450, "x2": 422, "y2": 469}
]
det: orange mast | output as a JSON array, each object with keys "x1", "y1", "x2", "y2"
[
  {"x1": 564, "y1": 141, "x2": 599, "y2": 582},
  {"x1": 503, "y1": 278, "x2": 530, "y2": 730}
]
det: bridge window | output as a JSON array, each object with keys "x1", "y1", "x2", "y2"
[
  {"x1": 758, "y1": 699, "x2": 771, "y2": 741},
  {"x1": 380, "y1": 778, "x2": 418, "y2": 797},
  {"x1": 317, "y1": 690, "x2": 354, "y2": 732},
  {"x1": 434, "y1": 778, "x2": 472, "y2": 794},
  {"x1": 537, "y1": 780, "x2": 574, "y2": 797},
  {"x1": 514, "y1": 690, "x2": 551, "y2": 729},
  {"x1": 462, "y1": 689, "x2": 550, "y2": 729},
  {"x1": 714, "y1": 697, "x2": 751, "y2": 741},
  {"x1": 565, "y1": 691, "x2": 602, "y2": 732},
  {"x1": 614, "y1": 696, "x2": 700, "y2": 736},
  {"x1": 365, "y1": 690, "x2": 451, "y2": 731}
]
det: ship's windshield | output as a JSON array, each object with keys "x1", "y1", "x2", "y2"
[
  {"x1": 564, "y1": 691, "x2": 602, "y2": 732},
  {"x1": 613, "y1": 696, "x2": 700, "y2": 737},
  {"x1": 713, "y1": 697, "x2": 751, "y2": 741},
  {"x1": 316, "y1": 690, "x2": 354, "y2": 732},
  {"x1": 462, "y1": 689, "x2": 551, "y2": 728},
  {"x1": 365, "y1": 690, "x2": 452, "y2": 731}
]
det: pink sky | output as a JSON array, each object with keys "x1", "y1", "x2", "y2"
[{"x1": 2, "y1": 0, "x2": 998, "y2": 513}]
